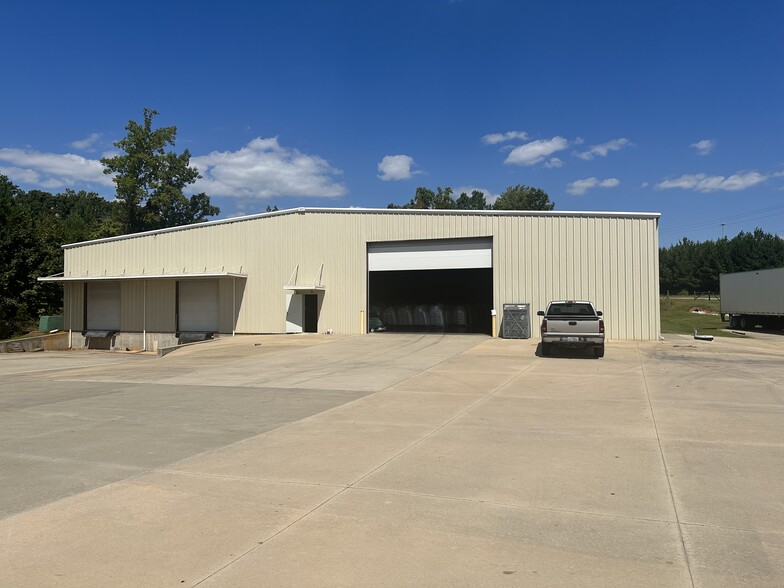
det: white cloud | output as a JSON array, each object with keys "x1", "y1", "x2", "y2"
[
  {"x1": 481, "y1": 130, "x2": 528, "y2": 145},
  {"x1": 567, "y1": 177, "x2": 620, "y2": 196},
  {"x1": 575, "y1": 138, "x2": 630, "y2": 160},
  {"x1": 377, "y1": 154, "x2": 419, "y2": 181},
  {"x1": 690, "y1": 139, "x2": 715, "y2": 155},
  {"x1": 453, "y1": 185, "x2": 500, "y2": 205},
  {"x1": 0, "y1": 147, "x2": 113, "y2": 189},
  {"x1": 505, "y1": 136, "x2": 569, "y2": 166},
  {"x1": 544, "y1": 157, "x2": 564, "y2": 168},
  {"x1": 70, "y1": 133, "x2": 101, "y2": 150},
  {"x1": 191, "y1": 137, "x2": 346, "y2": 198},
  {"x1": 656, "y1": 171, "x2": 766, "y2": 192},
  {"x1": 0, "y1": 138, "x2": 347, "y2": 199}
]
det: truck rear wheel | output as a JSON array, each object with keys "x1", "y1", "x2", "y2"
[
  {"x1": 594, "y1": 345, "x2": 605, "y2": 359},
  {"x1": 541, "y1": 342, "x2": 551, "y2": 356}
]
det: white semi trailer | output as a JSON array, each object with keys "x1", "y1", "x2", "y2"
[{"x1": 720, "y1": 267, "x2": 784, "y2": 330}]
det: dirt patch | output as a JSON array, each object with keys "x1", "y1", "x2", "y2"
[{"x1": 690, "y1": 306, "x2": 720, "y2": 315}]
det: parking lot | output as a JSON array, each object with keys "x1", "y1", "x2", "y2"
[{"x1": 1, "y1": 333, "x2": 782, "y2": 586}]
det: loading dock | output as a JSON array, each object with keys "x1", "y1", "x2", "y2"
[
  {"x1": 368, "y1": 238, "x2": 493, "y2": 334},
  {"x1": 177, "y1": 279, "x2": 219, "y2": 333},
  {"x1": 85, "y1": 281, "x2": 121, "y2": 331}
]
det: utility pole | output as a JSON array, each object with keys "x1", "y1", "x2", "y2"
[{"x1": 721, "y1": 223, "x2": 725, "y2": 238}]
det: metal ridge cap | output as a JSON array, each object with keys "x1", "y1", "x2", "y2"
[{"x1": 302, "y1": 207, "x2": 661, "y2": 218}]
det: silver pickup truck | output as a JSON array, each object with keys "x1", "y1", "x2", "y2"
[{"x1": 536, "y1": 300, "x2": 605, "y2": 358}]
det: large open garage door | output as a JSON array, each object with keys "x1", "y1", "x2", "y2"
[
  {"x1": 368, "y1": 238, "x2": 493, "y2": 334},
  {"x1": 178, "y1": 279, "x2": 219, "y2": 332}
]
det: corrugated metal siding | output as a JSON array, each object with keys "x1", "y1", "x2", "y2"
[
  {"x1": 63, "y1": 282, "x2": 84, "y2": 331},
  {"x1": 62, "y1": 210, "x2": 660, "y2": 340},
  {"x1": 121, "y1": 281, "x2": 143, "y2": 331},
  {"x1": 147, "y1": 280, "x2": 176, "y2": 332}
]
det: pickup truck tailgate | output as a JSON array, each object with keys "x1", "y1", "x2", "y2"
[{"x1": 545, "y1": 317, "x2": 601, "y2": 334}]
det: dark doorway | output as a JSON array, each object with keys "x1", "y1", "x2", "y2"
[
  {"x1": 304, "y1": 294, "x2": 318, "y2": 333},
  {"x1": 368, "y1": 268, "x2": 493, "y2": 334}
]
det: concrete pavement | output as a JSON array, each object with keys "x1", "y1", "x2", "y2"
[{"x1": 0, "y1": 333, "x2": 782, "y2": 586}]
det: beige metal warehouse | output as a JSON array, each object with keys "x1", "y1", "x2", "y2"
[{"x1": 40, "y1": 207, "x2": 661, "y2": 350}]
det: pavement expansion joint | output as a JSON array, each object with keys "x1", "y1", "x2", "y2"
[
  {"x1": 155, "y1": 468, "x2": 349, "y2": 490},
  {"x1": 346, "y1": 485, "x2": 681, "y2": 526},
  {"x1": 678, "y1": 520, "x2": 784, "y2": 536},
  {"x1": 638, "y1": 344, "x2": 697, "y2": 588},
  {"x1": 192, "y1": 486, "x2": 349, "y2": 587},
  {"x1": 0, "y1": 450, "x2": 146, "y2": 471},
  {"x1": 346, "y1": 363, "x2": 536, "y2": 489}
]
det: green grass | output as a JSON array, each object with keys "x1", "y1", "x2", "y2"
[{"x1": 660, "y1": 296, "x2": 740, "y2": 337}]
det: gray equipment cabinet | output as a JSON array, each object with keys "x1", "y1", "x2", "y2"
[{"x1": 502, "y1": 303, "x2": 531, "y2": 339}]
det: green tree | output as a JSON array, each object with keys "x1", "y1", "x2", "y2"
[
  {"x1": 388, "y1": 186, "x2": 458, "y2": 209},
  {"x1": 492, "y1": 184, "x2": 554, "y2": 211},
  {"x1": 659, "y1": 229, "x2": 784, "y2": 294},
  {"x1": 456, "y1": 190, "x2": 489, "y2": 210},
  {"x1": 0, "y1": 177, "x2": 125, "y2": 338},
  {"x1": 0, "y1": 177, "x2": 49, "y2": 338},
  {"x1": 101, "y1": 108, "x2": 219, "y2": 233}
]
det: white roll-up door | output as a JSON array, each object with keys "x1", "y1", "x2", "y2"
[
  {"x1": 179, "y1": 279, "x2": 219, "y2": 332},
  {"x1": 86, "y1": 282, "x2": 121, "y2": 330},
  {"x1": 368, "y1": 238, "x2": 492, "y2": 271}
]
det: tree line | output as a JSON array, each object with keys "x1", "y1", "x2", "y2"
[
  {"x1": 660, "y1": 229, "x2": 784, "y2": 294},
  {"x1": 387, "y1": 185, "x2": 554, "y2": 211}
]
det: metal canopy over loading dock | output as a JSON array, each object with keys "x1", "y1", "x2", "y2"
[{"x1": 367, "y1": 238, "x2": 493, "y2": 334}]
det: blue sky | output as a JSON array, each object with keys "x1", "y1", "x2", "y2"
[{"x1": 1, "y1": 0, "x2": 782, "y2": 245}]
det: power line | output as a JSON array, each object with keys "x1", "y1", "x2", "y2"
[{"x1": 660, "y1": 203, "x2": 784, "y2": 235}]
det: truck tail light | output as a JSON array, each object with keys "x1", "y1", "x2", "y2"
[
  {"x1": 599, "y1": 319, "x2": 605, "y2": 334},
  {"x1": 541, "y1": 319, "x2": 547, "y2": 334}
]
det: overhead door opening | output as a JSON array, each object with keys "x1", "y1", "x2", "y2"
[
  {"x1": 178, "y1": 279, "x2": 219, "y2": 333},
  {"x1": 86, "y1": 281, "x2": 121, "y2": 331},
  {"x1": 368, "y1": 239, "x2": 493, "y2": 335},
  {"x1": 369, "y1": 268, "x2": 492, "y2": 334}
]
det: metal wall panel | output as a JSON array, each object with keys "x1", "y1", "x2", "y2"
[
  {"x1": 121, "y1": 280, "x2": 144, "y2": 332},
  {"x1": 146, "y1": 280, "x2": 176, "y2": 332},
  {"x1": 63, "y1": 281, "x2": 84, "y2": 331},
  {"x1": 62, "y1": 210, "x2": 660, "y2": 340}
]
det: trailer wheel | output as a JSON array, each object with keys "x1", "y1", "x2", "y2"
[
  {"x1": 541, "y1": 342, "x2": 551, "y2": 357},
  {"x1": 739, "y1": 316, "x2": 750, "y2": 330},
  {"x1": 729, "y1": 316, "x2": 739, "y2": 329}
]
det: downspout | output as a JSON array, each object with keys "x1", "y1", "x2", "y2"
[
  {"x1": 68, "y1": 283, "x2": 73, "y2": 349},
  {"x1": 142, "y1": 280, "x2": 147, "y2": 351},
  {"x1": 232, "y1": 277, "x2": 236, "y2": 336}
]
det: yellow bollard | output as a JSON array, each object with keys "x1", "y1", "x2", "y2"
[{"x1": 360, "y1": 310, "x2": 365, "y2": 334}]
